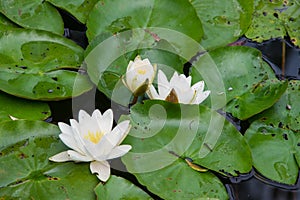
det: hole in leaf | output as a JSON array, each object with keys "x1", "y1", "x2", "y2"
[{"x1": 282, "y1": 133, "x2": 288, "y2": 140}]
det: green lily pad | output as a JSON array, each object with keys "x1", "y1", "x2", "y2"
[
  {"x1": 0, "y1": 120, "x2": 98, "y2": 199},
  {"x1": 245, "y1": 0, "x2": 300, "y2": 47},
  {"x1": 47, "y1": 0, "x2": 99, "y2": 24},
  {"x1": 95, "y1": 175, "x2": 153, "y2": 200},
  {"x1": 0, "y1": 28, "x2": 93, "y2": 100},
  {"x1": 0, "y1": 13, "x2": 17, "y2": 29},
  {"x1": 191, "y1": 46, "x2": 287, "y2": 120},
  {"x1": 191, "y1": 0, "x2": 254, "y2": 50},
  {"x1": 0, "y1": 0, "x2": 64, "y2": 34},
  {"x1": 86, "y1": 0, "x2": 203, "y2": 43},
  {"x1": 122, "y1": 100, "x2": 252, "y2": 199},
  {"x1": 0, "y1": 91, "x2": 50, "y2": 123},
  {"x1": 245, "y1": 80, "x2": 300, "y2": 185}
]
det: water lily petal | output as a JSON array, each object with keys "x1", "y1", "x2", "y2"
[
  {"x1": 67, "y1": 150, "x2": 93, "y2": 162},
  {"x1": 98, "y1": 109, "x2": 113, "y2": 135},
  {"x1": 90, "y1": 160, "x2": 111, "y2": 182},
  {"x1": 194, "y1": 90, "x2": 211, "y2": 104},
  {"x1": 58, "y1": 122, "x2": 73, "y2": 136},
  {"x1": 49, "y1": 151, "x2": 72, "y2": 162},
  {"x1": 157, "y1": 70, "x2": 172, "y2": 99},
  {"x1": 191, "y1": 80, "x2": 205, "y2": 92},
  {"x1": 147, "y1": 84, "x2": 161, "y2": 100},
  {"x1": 106, "y1": 145, "x2": 132, "y2": 160},
  {"x1": 93, "y1": 120, "x2": 131, "y2": 158},
  {"x1": 69, "y1": 120, "x2": 94, "y2": 158},
  {"x1": 59, "y1": 133, "x2": 85, "y2": 155},
  {"x1": 175, "y1": 88, "x2": 194, "y2": 104},
  {"x1": 126, "y1": 60, "x2": 134, "y2": 72}
]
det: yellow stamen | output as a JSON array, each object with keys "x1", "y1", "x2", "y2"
[
  {"x1": 84, "y1": 131, "x2": 104, "y2": 144},
  {"x1": 137, "y1": 69, "x2": 146, "y2": 75}
]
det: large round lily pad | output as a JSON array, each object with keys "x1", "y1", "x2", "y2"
[
  {"x1": 122, "y1": 100, "x2": 252, "y2": 199},
  {"x1": 0, "y1": 120, "x2": 98, "y2": 199}
]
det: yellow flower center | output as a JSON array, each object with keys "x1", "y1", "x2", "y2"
[
  {"x1": 137, "y1": 69, "x2": 146, "y2": 75},
  {"x1": 84, "y1": 131, "x2": 104, "y2": 144}
]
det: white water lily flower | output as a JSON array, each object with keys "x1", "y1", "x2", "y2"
[
  {"x1": 147, "y1": 70, "x2": 210, "y2": 105},
  {"x1": 49, "y1": 109, "x2": 131, "y2": 182},
  {"x1": 122, "y1": 55, "x2": 157, "y2": 96}
]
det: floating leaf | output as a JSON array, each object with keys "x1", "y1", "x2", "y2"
[
  {"x1": 245, "y1": 0, "x2": 300, "y2": 47},
  {"x1": 122, "y1": 100, "x2": 252, "y2": 199},
  {"x1": 0, "y1": 91, "x2": 50, "y2": 123},
  {"x1": 86, "y1": 0, "x2": 203, "y2": 43},
  {"x1": 0, "y1": 0, "x2": 64, "y2": 34},
  {"x1": 0, "y1": 120, "x2": 98, "y2": 199},
  {"x1": 245, "y1": 80, "x2": 300, "y2": 185},
  {"x1": 0, "y1": 13, "x2": 17, "y2": 29},
  {"x1": 47, "y1": 0, "x2": 99, "y2": 24},
  {"x1": 0, "y1": 28, "x2": 93, "y2": 100},
  {"x1": 226, "y1": 78, "x2": 288, "y2": 120},
  {"x1": 191, "y1": 0, "x2": 254, "y2": 50},
  {"x1": 95, "y1": 175, "x2": 153, "y2": 200},
  {"x1": 191, "y1": 46, "x2": 287, "y2": 119}
]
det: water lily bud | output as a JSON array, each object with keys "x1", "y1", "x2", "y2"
[{"x1": 122, "y1": 55, "x2": 157, "y2": 97}]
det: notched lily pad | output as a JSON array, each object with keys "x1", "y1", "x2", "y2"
[
  {"x1": 0, "y1": 120, "x2": 98, "y2": 199},
  {"x1": 0, "y1": 28, "x2": 93, "y2": 100},
  {"x1": 245, "y1": 80, "x2": 300, "y2": 185}
]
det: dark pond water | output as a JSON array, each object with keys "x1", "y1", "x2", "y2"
[{"x1": 47, "y1": 10, "x2": 300, "y2": 200}]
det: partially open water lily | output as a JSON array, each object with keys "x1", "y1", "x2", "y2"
[
  {"x1": 122, "y1": 55, "x2": 157, "y2": 97},
  {"x1": 49, "y1": 109, "x2": 131, "y2": 182},
  {"x1": 147, "y1": 70, "x2": 210, "y2": 105}
]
